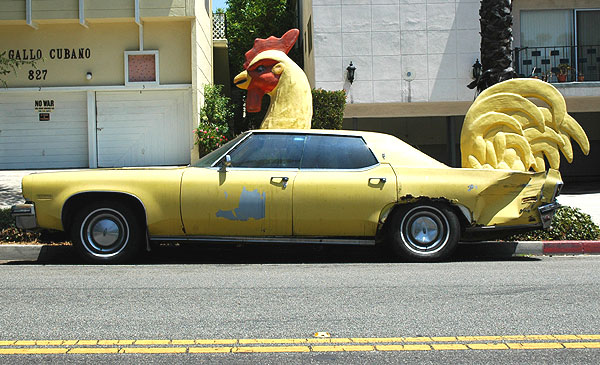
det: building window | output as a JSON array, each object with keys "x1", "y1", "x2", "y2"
[
  {"x1": 124, "y1": 51, "x2": 160, "y2": 86},
  {"x1": 517, "y1": 9, "x2": 600, "y2": 81},
  {"x1": 307, "y1": 16, "x2": 313, "y2": 54}
]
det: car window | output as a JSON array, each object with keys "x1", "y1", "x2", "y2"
[
  {"x1": 224, "y1": 133, "x2": 306, "y2": 168},
  {"x1": 300, "y1": 135, "x2": 378, "y2": 169},
  {"x1": 192, "y1": 133, "x2": 248, "y2": 168}
]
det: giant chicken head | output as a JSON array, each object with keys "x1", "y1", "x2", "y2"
[
  {"x1": 233, "y1": 29, "x2": 312, "y2": 129},
  {"x1": 234, "y1": 29, "x2": 298, "y2": 113}
]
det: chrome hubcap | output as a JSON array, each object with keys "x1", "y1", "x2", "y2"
[
  {"x1": 81, "y1": 208, "x2": 130, "y2": 257},
  {"x1": 90, "y1": 218, "x2": 121, "y2": 247},
  {"x1": 410, "y1": 216, "x2": 439, "y2": 244},
  {"x1": 401, "y1": 206, "x2": 450, "y2": 254}
]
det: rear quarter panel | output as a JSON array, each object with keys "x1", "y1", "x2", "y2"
[{"x1": 392, "y1": 166, "x2": 552, "y2": 227}]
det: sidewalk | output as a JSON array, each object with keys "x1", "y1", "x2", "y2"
[
  {"x1": 3, "y1": 169, "x2": 599, "y2": 225},
  {"x1": 0, "y1": 169, "x2": 77, "y2": 209}
]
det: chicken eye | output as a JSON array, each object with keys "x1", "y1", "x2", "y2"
[{"x1": 256, "y1": 65, "x2": 266, "y2": 73}]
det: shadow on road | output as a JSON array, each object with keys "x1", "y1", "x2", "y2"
[{"x1": 1, "y1": 242, "x2": 539, "y2": 265}]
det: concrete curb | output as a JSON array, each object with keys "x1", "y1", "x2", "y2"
[
  {"x1": 459, "y1": 241, "x2": 600, "y2": 257},
  {"x1": 0, "y1": 241, "x2": 599, "y2": 262},
  {"x1": 0, "y1": 244, "x2": 75, "y2": 262}
]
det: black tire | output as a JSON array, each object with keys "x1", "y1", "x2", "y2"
[
  {"x1": 388, "y1": 202, "x2": 460, "y2": 262},
  {"x1": 70, "y1": 200, "x2": 143, "y2": 264}
]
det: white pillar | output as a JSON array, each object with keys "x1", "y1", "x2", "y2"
[{"x1": 87, "y1": 91, "x2": 98, "y2": 168}]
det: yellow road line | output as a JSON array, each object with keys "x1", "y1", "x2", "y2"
[
  {"x1": 467, "y1": 343, "x2": 509, "y2": 350},
  {"x1": 1, "y1": 334, "x2": 600, "y2": 355},
  {"x1": 3, "y1": 334, "x2": 600, "y2": 347},
  {"x1": 0, "y1": 348, "x2": 68, "y2": 354},
  {"x1": 233, "y1": 346, "x2": 310, "y2": 353},
  {"x1": 188, "y1": 347, "x2": 232, "y2": 353},
  {"x1": 0, "y1": 341, "x2": 598, "y2": 355},
  {"x1": 376, "y1": 344, "x2": 431, "y2": 351},
  {"x1": 431, "y1": 344, "x2": 469, "y2": 350},
  {"x1": 507, "y1": 342, "x2": 564, "y2": 350}
]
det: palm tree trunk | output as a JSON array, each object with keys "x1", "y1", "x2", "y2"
[{"x1": 469, "y1": 0, "x2": 517, "y2": 92}]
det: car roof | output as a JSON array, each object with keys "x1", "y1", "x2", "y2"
[{"x1": 249, "y1": 129, "x2": 448, "y2": 168}]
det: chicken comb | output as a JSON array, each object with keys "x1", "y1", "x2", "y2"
[{"x1": 243, "y1": 28, "x2": 299, "y2": 69}]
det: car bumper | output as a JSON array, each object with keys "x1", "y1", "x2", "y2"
[
  {"x1": 463, "y1": 200, "x2": 561, "y2": 238},
  {"x1": 538, "y1": 201, "x2": 560, "y2": 229},
  {"x1": 11, "y1": 203, "x2": 37, "y2": 230}
]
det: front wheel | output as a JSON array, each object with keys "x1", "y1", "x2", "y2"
[
  {"x1": 70, "y1": 201, "x2": 143, "y2": 264},
  {"x1": 388, "y1": 203, "x2": 460, "y2": 262}
]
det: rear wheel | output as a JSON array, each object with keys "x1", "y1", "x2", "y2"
[
  {"x1": 70, "y1": 201, "x2": 143, "y2": 264},
  {"x1": 388, "y1": 203, "x2": 460, "y2": 262}
]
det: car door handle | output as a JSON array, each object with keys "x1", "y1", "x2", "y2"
[
  {"x1": 271, "y1": 176, "x2": 289, "y2": 188},
  {"x1": 369, "y1": 177, "x2": 386, "y2": 184}
]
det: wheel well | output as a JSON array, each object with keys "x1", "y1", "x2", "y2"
[
  {"x1": 383, "y1": 198, "x2": 469, "y2": 234},
  {"x1": 62, "y1": 192, "x2": 147, "y2": 233}
]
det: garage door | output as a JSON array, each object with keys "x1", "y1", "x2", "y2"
[
  {"x1": 0, "y1": 92, "x2": 88, "y2": 169},
  {"x1": 96, "y1": 90, "x2": 191, "y2": 167}
]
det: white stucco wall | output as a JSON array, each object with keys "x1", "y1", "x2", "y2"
[{"x1": 312, "y1": 0, "x2": 481, "y2": 104}]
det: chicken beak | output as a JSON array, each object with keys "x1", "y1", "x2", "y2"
[{"x1": 234, "y1": 71, "x2": 251, "y2": 90}]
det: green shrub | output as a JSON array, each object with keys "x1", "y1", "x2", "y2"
[
  {"x1": 508, "y1": 206, "x2": 600, "y2": 241},
  {"x1": 311, "y1": 89, "x2": 346, "y2": 130},
  {"x1": 195, "y1": 84, "x2": 234, "y2": 156},
  {"x1": 199, "y1": 84, "x2": 234, "y2": 126}
]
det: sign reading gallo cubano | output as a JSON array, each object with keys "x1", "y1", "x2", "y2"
[
  {"x1": 7, "y1": 48, "x2": 92, "y2": 60},
  {"x1": 4, "y1": 47, "x2": 93, "y2": 82}
]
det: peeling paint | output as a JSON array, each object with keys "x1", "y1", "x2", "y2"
[
  {"x1": 467, "y1": 184, "x2": 478, "y2": 192},
  {"x1": 216, "y1": 187, "x2": 266, "y2": 221}
]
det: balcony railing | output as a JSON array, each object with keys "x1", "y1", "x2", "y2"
[
  {"x1": 514, "y1": 45, "x2": 600, "y2": 82},
  {"x1": 213, "y1": 12, "x2": 227, "y2": 40}
]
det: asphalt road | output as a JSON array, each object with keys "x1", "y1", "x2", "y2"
[{"x1": 1, "y1": 248, "x2": 600, "y2": 363}]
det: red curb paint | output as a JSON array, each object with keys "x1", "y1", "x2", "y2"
[
  {"x1": 582, "y1": 242, "x2": 600, "y2": 254},
  {"x1": 543, "y1": 241, "x2": 583, "y2": 254}
]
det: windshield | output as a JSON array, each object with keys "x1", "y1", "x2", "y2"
[{"x1": 192, "y1": 133, "x2": 248, "y2": 168}]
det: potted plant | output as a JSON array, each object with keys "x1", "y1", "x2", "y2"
[
  {"x1": 557, "y1": 63, "x2": 571, "y2": 82},
  {"x1": 578, "y1": 72, "x2": 585, "y2": 82}
]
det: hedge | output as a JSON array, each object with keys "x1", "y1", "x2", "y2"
[
  {"x1": 311, "y1": 89, "x2": 346, "y2": 130},
  {"x1": 507, "y1": 206, "x2": 600, "y2": 241}
]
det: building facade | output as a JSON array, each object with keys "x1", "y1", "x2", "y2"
[
  {"x1": 304, "y1": 0, "x2": 600, "y2": 179},
  {"x1": 0, "y1": 0, "x2": 213, "y2": 169}
]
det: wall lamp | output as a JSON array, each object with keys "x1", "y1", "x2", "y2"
[
  {"x1": 346, "y1": 61, "x2": 356, "y2": 84},
  {"x1": 472, "y1": 59, "x2": 482, "y2": 79},
  {"x1": 86, "y1": 72, "x2": 93, "y2": 80}
]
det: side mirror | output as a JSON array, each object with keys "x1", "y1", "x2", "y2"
[{"x1": 220, "y1": 155, "x2": 232, "y2": 172}]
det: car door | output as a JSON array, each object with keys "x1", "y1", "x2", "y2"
[
  {"x1": 293, "y1": 134, "x2": 397, "y2": 237},
  {"x1": 181, "y1": 133, "x2": 306, "y2": 236}
]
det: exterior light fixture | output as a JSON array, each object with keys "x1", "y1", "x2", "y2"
[
  {"x1": 346, "y1": 61, "x2": 356, "y2": 84},
  {"x1": 472, "y1": 59, "x2": 482, "y2": 79},
  {"x1": 86, "y1": 72, "x2": 93, "y2": 80}
]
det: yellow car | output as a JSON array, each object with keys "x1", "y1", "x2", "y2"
[{"x1": 11, "y1": 129, "x2": 562, "y2": 263}]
